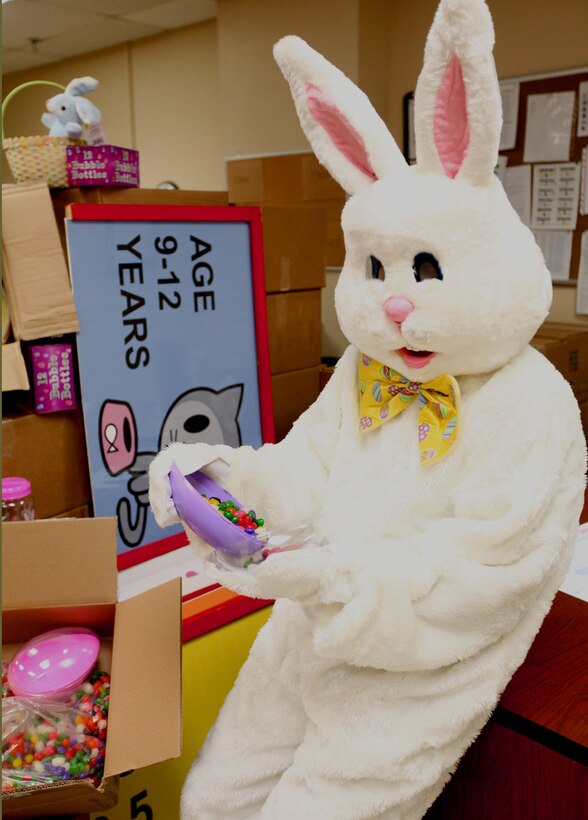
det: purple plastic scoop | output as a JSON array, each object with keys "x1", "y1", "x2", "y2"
[{"x1": 169, "y1": 462, "x2": 265, "y2": 557}]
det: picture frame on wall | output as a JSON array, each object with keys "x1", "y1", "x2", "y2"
[
  {"x1": 66, "y1": 203, "x2": 274, "y2": 568},
  {"x1": 403, "y1": 91, "x2": 416, "y2": 165}
]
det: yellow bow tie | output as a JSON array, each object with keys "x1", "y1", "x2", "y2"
[{"x1": 359, "y1": 354, "x2": 460, "y2": 466}]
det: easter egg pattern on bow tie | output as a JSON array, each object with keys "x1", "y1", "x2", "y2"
[
  {"x1": 379, "y1": 405, "x2": 389, "y2": 420},
  {"x1": 362, "y1": 355, "x2": 372, "y2": 366},
  {"x1": 360, "y1": 380, "x2": 366, "y2": 396},
  {"x1": 371, "y1": 381, "x2": 382, "y2": 402},
  {"x1": 418, "y1": 422, "x2": 430, "y2": 441},
  {"x1": 442, "y1": 416, "x2": 457, "y2": 440},
  {"x1": 420, "y1": 448, "x2": 436, "y2": 463}
]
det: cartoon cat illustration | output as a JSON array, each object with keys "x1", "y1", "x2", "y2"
[
  {"x1": 99, "y1": 385, "x2": 243, "y2": 547},
  {"x1": 158, "y1": 386, "x2": 243, "y2": 449}
]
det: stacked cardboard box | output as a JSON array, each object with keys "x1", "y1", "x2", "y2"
[
  {"x1": 531, "y1": 322, "x2": 588, "y2": 440},
  {"x1": 227, "y1": 152, "x2": 345, "y2": 267},
  {"x1": 2, "y1": 407, "x2": 91, "y2": 518},
  {"x1": 2, "y1": 183, "x2": 90, "y2": 518},
  {"x1": 227, "y1": 154, "x2": 334, "y2": 440}
]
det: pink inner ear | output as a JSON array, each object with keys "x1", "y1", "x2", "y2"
[
  {"x1": 433, "y1": 54, "x2": 470, "y2": 179},
  {"x1": 306, "y1": 83, "x2": 377, "y2": 181}
]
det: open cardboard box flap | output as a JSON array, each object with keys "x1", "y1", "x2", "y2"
[
  {"x1": 2, "y1": 518, "x2": 118, "y2": 608},
  {"x1": 1, "y1": 341, "x2": 30, "y2": 392},
  {"x1": 105, "y1": 577, "x2": 182, "y2": 776},
  {"x1": 2, "y1": 182, "x2": 79, "y2": 341},
  {"x1": 2, "y1": 776, "x2": 120, "y2": 818}
]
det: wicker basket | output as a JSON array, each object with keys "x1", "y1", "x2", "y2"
[{"x1": 2, "y1": 81, "x2": 85, "y2": 188}]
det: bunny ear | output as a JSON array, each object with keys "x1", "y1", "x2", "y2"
[
  {"x1": 74, "y1": 97, "x2": 101, "y2": 125},
  {"x1": 414, "y1": 0, "x2": 501, "y2": 185},
  {"x1": 274, "y1": 36, "x2": 405, "y2": 196},
  {"x1": 65, "y1": 76, "x2": 99, "y2": 96}
]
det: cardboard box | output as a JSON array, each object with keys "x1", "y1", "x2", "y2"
[
  {"x1": 578, "y1": 397, "x2": 588, "y2": 443},
  {"x1": 2, "y1": 407, "x2": 91, "y2": 518},
  {"x1": 319, "y1": 362, "x2": 336, "y2": 391},
  {"x1": 272, "y1": 366, "x2": 321, "y2": 442},
  {"x1": 267, "y1": 290, "x2": 322, "y2": 373},
  {"x1": 227, "y1": 153, "x2": 345, "y2": 207},
  {"x1": 300, "y1": 153, "x2": 346, "y2": 202},
  {"x1": 313, "y1": 199, "x2": 345, "y2": 268},
  {"x1": 51, "y1": 187, "x2": 229, "y2": 256},
  {"x1": 2, "y1": 342, "x2": 30, "y2": 392},
  {"x1": 261, "y1": 206, "x2": 326, "y2": 292},
  {"x1": 227, "y1": 155, "x2": 337, "y2": 277},
  {"x1": 535, "y1": 322, "x2": 588, "y2": 393},
  {"x1": 53, "y1": 503, "x2": 90, "y2": 519},
  {"x1": 530, "y1": 337, "x2": 569, "y2": 377},
  {"x1": 2, "y1": 183, "x2": 80, "y2": 341},
  {"x1": 66, "y1": 144, "x2": 140, "y2": 187},
  {"x1": 2, "y1": 517, "x2": 182, "y2": 817},
  {"x1": 227, "y1": 155, "x2": 305, "y2": 205}
]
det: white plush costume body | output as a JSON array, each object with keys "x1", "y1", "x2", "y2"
[{"x1": 150, "y1": 2, "x2": 586, "y2": 817}]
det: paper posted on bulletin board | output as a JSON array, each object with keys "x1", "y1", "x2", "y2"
[
  {"x1": 493, "y1": 71, "x2": 588, "y2": 287},
  {"x1": 66, "y1": 205, "x2": 271, "y2": 564}
]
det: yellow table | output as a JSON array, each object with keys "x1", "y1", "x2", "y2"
[{"x1": 91, "y1": 607, "x2": 272, "y2": 820}]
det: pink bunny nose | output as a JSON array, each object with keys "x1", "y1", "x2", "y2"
[{"x1": 383, "y1": 296, "x2": 414, "y2": 324}]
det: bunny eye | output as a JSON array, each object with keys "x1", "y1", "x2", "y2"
[
  {"x1": 61, "y1": 106, "x2": 66, "y2": 111},
  {"x1": 367, "y1": 255, "x2": 385, "y2": 281},
  {"x1": 413, "y1": 252, "x2": 443, "y2": 283}
]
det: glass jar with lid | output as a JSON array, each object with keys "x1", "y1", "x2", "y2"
[{"x1": 2, "y1": 477, "x2": 35, "y2": 522}]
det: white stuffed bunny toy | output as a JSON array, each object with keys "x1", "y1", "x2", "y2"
[
  {"x1": 150, "y1": 0, "x2": 586, "y2": 817},
  {"x1": 41, "y1": 76, "x2": 101, "y2": 139}
]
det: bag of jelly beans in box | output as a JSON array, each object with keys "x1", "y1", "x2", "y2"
[{"x1": 2, "y1": 671, "x2": 111, "y2": 794}]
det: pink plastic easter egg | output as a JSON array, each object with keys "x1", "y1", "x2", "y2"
[{"x1": 8, "y1": 628, "x2": 100, "y2": 698}]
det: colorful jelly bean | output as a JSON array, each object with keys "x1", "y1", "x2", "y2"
[
  {"x1": 2, "y1": 671, "x2": 111, "y2": 793},
  {"x1": 200, "y1": 493, "x2": 268, "y2": 540}
]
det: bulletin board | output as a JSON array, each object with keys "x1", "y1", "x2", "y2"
[
  {"x1": 497, "y1": 68, "x2": 588, "y2": 285},
  {"x1": 66, "y1": 204, "x2": 274, "y2": 568},
  {"x1": 403, "y1": 68, "x2": 588, "y2": 288}
]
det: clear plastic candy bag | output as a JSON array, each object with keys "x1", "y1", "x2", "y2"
[
  {"x1": 204, "y1": 521, "x2": 328, "y2": 572},
  {"x1": 2, "y1": 660, "x2": 12, "y2": 698},
  {"x1": 169, "y1": 465, "x2": 326, "y2": 573},
  {"x1": 2, "y1": 672, "x2": 110, "y2": 795}
]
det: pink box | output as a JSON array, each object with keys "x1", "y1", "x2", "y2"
[
  {"x1": 30, "y1": 343, "x2": 77, "y2": 413},
  {"x1": 66, "y1": 145, "x2": 140, "y2": 188}
]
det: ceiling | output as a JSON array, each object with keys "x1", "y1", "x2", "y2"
[{"x1": 2, "y1": 0, "x2": 218, "y2": 74}]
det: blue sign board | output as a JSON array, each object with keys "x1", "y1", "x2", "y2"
[{"x1": 66, "y1": 204, "x2": 272, "y2": 562}]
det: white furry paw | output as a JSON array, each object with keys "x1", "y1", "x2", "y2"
[
  {"x1": 148, "y1": 442, "x2": 232, "y2": 529},
  {"x1": 148, "y1": 446, "x2": 182, "y2": 528}
]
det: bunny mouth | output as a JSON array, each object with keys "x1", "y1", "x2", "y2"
[{"x1": 398, "y1": 347, "x2": 437, "y2": 369}]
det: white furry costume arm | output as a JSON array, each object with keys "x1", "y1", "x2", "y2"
[{"x1": 220, "y1": 371, "x2": 585, "y2": 673}]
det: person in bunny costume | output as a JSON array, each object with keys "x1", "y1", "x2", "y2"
[{"x1": 150, "y1": 0, "x2": 586, "y2": 817}]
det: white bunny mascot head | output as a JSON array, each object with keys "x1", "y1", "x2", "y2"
[
  {"x1": 41, "y1": 76, "x2": 101, "y2": 139},
  {"x1": 275, "y1": 3, "x2": 551, "y2": 381},
  {"x1": 149, "y1": 1, "x2": 586, "y2": 817}
]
